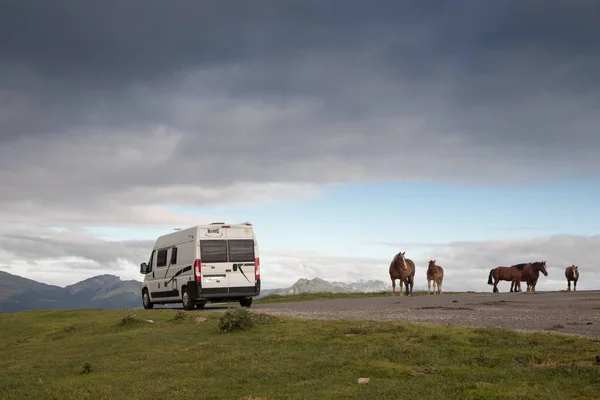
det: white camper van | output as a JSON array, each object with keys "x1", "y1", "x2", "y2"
[{"x1": 139, "y1": 222, "x2": 261, "y2": 310}]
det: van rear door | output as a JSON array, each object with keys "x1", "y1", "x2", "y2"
[
  {"x1": 199, "y1": 238, "x2": 229, "y2": 294},
  {"x1": 225, "y1": 227, "x2": 256, "y2": 290}
]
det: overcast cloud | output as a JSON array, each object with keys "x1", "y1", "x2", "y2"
[{"x1": 1, "y1": 0, "x2": 599, "y2": 287}]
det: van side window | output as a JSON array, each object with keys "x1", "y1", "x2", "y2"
[
  {"x1": 228, "y1": 239, "x2": 255, "y2": 262},
  {"x1": 170, "y1": 247, "x2": 178, "y2": 265},
  {"x1": 156, "y1": 249, "x2": 168, "y2": 267},
  {"x1": 200, "y1": 240, "x2": 227, "y2": 263}
]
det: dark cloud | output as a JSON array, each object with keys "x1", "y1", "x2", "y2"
[
  {"x1": 0, "y1": 1, "x2": 599, "y2": 229},
  {"x1": 0, "y1": 227, "x2": 153, "y2": 270}
]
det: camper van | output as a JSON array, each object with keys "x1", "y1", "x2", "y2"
[{"x1": 139, "y1": 222, "x2": 261, "y2": 310}]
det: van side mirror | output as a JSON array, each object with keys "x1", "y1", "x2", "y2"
[{"x1": 140, "y1": 263, "x2": 148, "y2": 274}]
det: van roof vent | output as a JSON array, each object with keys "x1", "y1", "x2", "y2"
[{"x1": 209, "y1": 222, "x2": 225, "y2": 225}]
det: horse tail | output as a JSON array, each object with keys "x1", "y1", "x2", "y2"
[{"x1": 487, "y1": 269, "x2": 494, "y2": 285}]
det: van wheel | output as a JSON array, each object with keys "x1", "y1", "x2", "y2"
[
  {"x1": 182, "y1": 287, "x2": 194, "y2": 310},
  {"x1": 240, "y1": 297, "x2": 253, "y2": 307},
  {"x1": 142, "y1": 289, "x2": 153, "y2": 309}
]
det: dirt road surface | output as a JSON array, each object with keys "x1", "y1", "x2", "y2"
[{"x1": 253, "y1": 290, "x2": 600, "y2": 338}]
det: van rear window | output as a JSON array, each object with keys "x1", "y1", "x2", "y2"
[
  {"x1": 200, "y1": 240, "x2": 227, "y2": 263},
  {"x1": 228, "y1": 239, "x2": 255, "y2": 262}
]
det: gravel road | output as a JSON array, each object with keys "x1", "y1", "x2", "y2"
[{"x1": 252, "y1": 290, "x2": 600, "y2": 338}]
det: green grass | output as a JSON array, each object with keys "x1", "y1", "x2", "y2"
[
  {"x1": 1, "y1": 308, "x2": 599, "y2": 400},
  {"x1": 255, "y1": 290, "x2": 473, "y2": 304}
]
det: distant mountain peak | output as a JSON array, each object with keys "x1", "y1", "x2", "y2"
[
  {"x1": 65, "y1": 274, "x2": 123, "y2": 294},
  {"x1": 258, "y1": 277, "x2": 390, "y2": 298}
]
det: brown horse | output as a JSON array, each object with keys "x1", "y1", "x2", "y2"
[
  {"x1": 426, "y1": 260, "x2": 444, "y2": 295},
  {"x1": 488, "y1": 263, "x2": 529, "y2": 293},
  {"x1": 521, "y1": 261, "x2": 548, "y2": 292},
  {"x1": 565, "y1": 265, "x2": 579, "y2": 291},
  {"x1": 389, "y1": 251, "x2": 415, "y2": 296}
]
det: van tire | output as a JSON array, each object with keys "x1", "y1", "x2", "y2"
[
  {"x1": 142, "y1": 289, "x2": 154, "y2": 309},
  {"x1": 182, "y1": 287, "x2": 194, "y2": 310},
  {"x1": 240, "y1": 297, "x2": 253, "y2": 307}
]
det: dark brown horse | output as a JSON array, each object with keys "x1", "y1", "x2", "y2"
[
  {"x1": 389, "y1": 251, "x2": 415, "y2": 296},
  {"x1": 488, "y1": 263, "x2": 529, "y2": 293},
  {"x1": 521, "y1": 261, "x2": 549, "y2": 292},
  {"x1": 565, "y1": 265, "x2": 579, "y2": 291},
  {"x1": 426, "y1": 260, "x2": 444, "y2": 295},
  {"x1": 510, "y1": 261, "x2": 549, "y2": 292}
]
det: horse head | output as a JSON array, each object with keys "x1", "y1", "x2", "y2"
[
  {"x1": 537, "y1": 260, "x2": 548, "y2": 276},
  {"x1": 572, "y1": 265, "x2": 579, "y2": 277},
  {"x1": 428, "y1": 260, "x2": 436, "y2": 270},
  {"x1": 396, "y1": 251, "x2": 408, "y2": 271}
]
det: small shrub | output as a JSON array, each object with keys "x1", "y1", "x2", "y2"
[
  {"x1": 80, "y1": 362, "x2": 93, "y2": 374},
  {"x1": 218, "y1": 308, "x2": 254, "y2": 333},
  {"x1": 119, "y1": 313, "x2": 143, "y2": 326},
  {"x1": 170, "y1": 311, "x2": 188, "y2": 322}
]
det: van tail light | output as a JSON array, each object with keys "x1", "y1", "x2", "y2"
[
  {"x1": 194, "y1": 259, "x2": 202, "y2": 281},
  {"x1": 254, "y1": 257, "x2": 260, "y2": 280}
]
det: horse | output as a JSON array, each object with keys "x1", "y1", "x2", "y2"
[
  {"x1": 426, "y1": 260, "x2": 444, "y2": 295},
  {"x1": 389, "y1": 251, "x2": 415, "y2": 296},
  {"x1": 487, "y1": 263, "x2": 529, "y2": 293},
  {"x1": 520, "y1": 261, "x2": 548, "y2": 292},
  {"x1": 565, "y1": 265, "x2": 579, "y2": 291}
]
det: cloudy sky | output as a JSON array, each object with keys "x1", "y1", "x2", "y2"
[{"x1": 1, "y1": 0, "x2": 599, "y2": 293}]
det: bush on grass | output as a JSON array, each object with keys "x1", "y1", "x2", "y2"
[{"x1": 217, "y1": 307, "x2": 254, "y2": 333}]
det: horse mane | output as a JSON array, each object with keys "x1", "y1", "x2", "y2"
[
  {"x1": 389, "y1": 253, "x2": 401, "y2": 269},
  {"x1": 514, "y1": 263, "x2": 529, "y2": 271}
]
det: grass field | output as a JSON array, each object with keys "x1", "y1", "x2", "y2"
[
  {"x1": 1, "y1": 308, "x2": 599, "y2": 400},
  {"x1": 255, "y1": 290, "x2": 473, "y2": 304}
]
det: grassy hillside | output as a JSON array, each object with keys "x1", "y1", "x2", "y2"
[{"x1": 1, "y1": 309, "x2": 599, "y2": 399}]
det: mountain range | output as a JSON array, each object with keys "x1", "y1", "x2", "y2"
[
  {"x1": 0, "y1": 270, "x2": 392, "y2": 313},
  {"x1": 0, "y1": 270, "x2": 142, "y2": 313}
]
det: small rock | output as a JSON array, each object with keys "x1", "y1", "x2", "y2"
[
  {"x1": 144, "y1": 319, "x2": 154, "y2": 323},
  {"x1": 194, "y1": 317, "x2": 208, "y2": 324},
  {"x1": 357, "y1": 377, "x2": 370, "y2": 385},
  {"x1": 595, "y1": 355, "x2": 600, "y2": 365}
]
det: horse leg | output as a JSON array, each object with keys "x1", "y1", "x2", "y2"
[
  {"x1": 427, "y1": 279, "x2": 431, "y2": 295},
  {"x1": 493, "y1": 277, "x2": 499, "y2": 293},
  {"x1": 399, "y1": 279, "x2": 404, "y2": 297},
  {"x1": 391, "y1": 278, "x2": 396, "y2": 296},
  {"x1": 567, "y1": 279, "x2": 571, "y2": 291},
  {"x1": 574, "y1": 279, "x2": 577, "y2": 291},
  {"x1": 438, "y1": 279, "x2": 443, "y2": 295}
]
